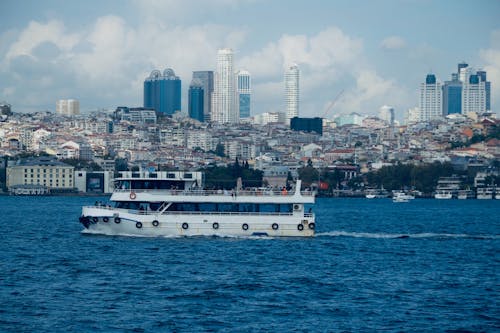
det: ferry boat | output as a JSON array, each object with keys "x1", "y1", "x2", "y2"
[
  {"x1": 79, "y1": 171, "x2": 316, "y2": 237},
  {"x1": 434, "y1": 190, "x2": 453, "y2": 199},
  {"x1": 476, "y1": 187, "x2": 494, "y2": 199},
  {"x1": 392, "y1": 191, "x2": 415, "y2": 203}
]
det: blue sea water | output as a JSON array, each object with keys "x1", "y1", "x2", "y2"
[{"x1": 0, "y1": 196, "x2": 498, "y2": 332}]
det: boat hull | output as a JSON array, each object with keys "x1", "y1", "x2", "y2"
[{"x1": 80, "y1": 206, "x2": 315, "y2": 237}]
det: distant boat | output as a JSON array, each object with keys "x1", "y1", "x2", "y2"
[
  {"x1": 434, "y1": 190, "x2": 453, "y2": 199},
  {"x1": 476, "y1": 187, "x2": 494, "y2": 200},
  {"x1": 392, "y1": 191, "x2": 414, "y2": 203},
  {"x1": 365, "y1": 188, "x2": 389, "y2": 199}
]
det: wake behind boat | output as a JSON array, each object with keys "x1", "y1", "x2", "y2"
[{"x1": 79, "y1": 171, "x2": 316, "y2": 237}]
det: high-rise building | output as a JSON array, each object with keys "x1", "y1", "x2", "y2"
[
  {"x1": 144, "y1": 68, "x2": 181, "y2": 115},
  {"x1": 418, "y1": 74, "x2": 442, "y2": 121},
  {"x1": 460, "y1": 65, "x2": 490, "y2": 114},
  {"x1": 56, "y1": 99, "x2": 79, "y2": 116},
  {"x1": 237, "y1": 70, "x2": 251, "y2": 119},
  {"x1": 442, "y1": 73, "x2": 462, "y2": 116},
  {"x1": 192, "y1": 71, "x2": 214, "y2": 122},
  {"x1": 378, "y1": 105, "x2": 395, "y2": 126},
  {"x1": 285, "y1": 64, "x2": 299, "y2": 123},
  {"x1": 188, "y1": 79, "x2": 204, "y2": 122},
  {"x1": 211, "y1": 48, "x2": 237, "y2": 123}
]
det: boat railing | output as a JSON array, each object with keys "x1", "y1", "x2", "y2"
[
  {"x1": 83, "y1": 206, "x2": 314, "y2": 217},
  {"x1": 114, "y1": 188, "x2": 315, "y2": 197}
]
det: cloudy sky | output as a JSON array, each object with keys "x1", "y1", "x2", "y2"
[{"x1": 1, "y1": 0, "x2": 499, "y2": 120}]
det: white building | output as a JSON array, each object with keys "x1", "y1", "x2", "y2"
[
  {"x1": 211, "y1": 48, "x2": 237, "y2": 123},
  {"x1": 460, "y1": 66, "x2": 488, "y2": 114},
  {"x1": 285, "y1": 64, "x2": 299, "y2": 123},
  {"x1": 418, "y1": 74, "x2": 442, "y2": 121},
  {"x1": 379, "y1": 105, "x2": 395, "y2": 126},
  {"x1": 56, "y1": 99, "x2": 80, "y2": 116},
  {"x1": 253, "y1": 112, "x2": 286, "y2": 125}
]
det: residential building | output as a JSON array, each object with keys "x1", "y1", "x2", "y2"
[
  {"x1": 285, "y1": 64, "x2": 299, "y2": 123},
  {"x1": 188, "y1": 79, "x2": 204, "y2": 122},
  {"x1": 192, "y1": 71, "x2": 214, "y2": 122},
  {"x1": 211, "y1": 48, "x2": 237, "y2": 123},
  {"x1": 144, "y1": 68, "x2": 181, "y2": 115},
  {"x1": 115, "y1": 107, "x2": 157, "y2": 124},
  {"x1": 56, "y1": 99, "x2": 79, "y2": 116},
  {"x1": 379, "y1": 105, "x2": 395, "y2": 126},
  {"x1": 419, "y1": 74, "x2": 442, "y2": 121},
  {"x1": 237, "y1": 70, "x2": 251, "y2": 119}
]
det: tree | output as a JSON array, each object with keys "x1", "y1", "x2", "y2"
[{"x1": 215, "y1": 143, "x2": 225, "y2": 157}]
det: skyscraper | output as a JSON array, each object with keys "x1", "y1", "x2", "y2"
[
  {"x1": 188, "y1": 79, "x2": 204, "y2": 122},
  {"x1": 192, "y1": 71, "x2": 214, "y2": 122},
  {"x1": 285, "y1": 64, "x2": 299, "y2": 123},
  {"x1": 460, "y1": 65, "x2": 490, "y2": 114},
  {"x1": 237, "y1": 70, "x2": 251, "y2": 119},
  {"x1": 418, "y1": 74, "x2": 442, "y2": 121},
  {"x1": 211, "y1": 48, "x2": 237, "y2": 123},
  {"x1": 144, "y1": 68, "x2": 181, "y2": 115},
  {"x1": 442, "y1": 73, "x2": 462, "y2": 116}
]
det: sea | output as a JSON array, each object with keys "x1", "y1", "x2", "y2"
[{"x1": 0, "y1": 196, "x2": 498, "y2": 332}]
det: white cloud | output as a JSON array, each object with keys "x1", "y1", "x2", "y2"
[
  {"x1": 380, "y1": 36, "x2": 406, "y2": 50},
  {"x1": 480, "y1": 29, "x2": 500, "y2": 111}
]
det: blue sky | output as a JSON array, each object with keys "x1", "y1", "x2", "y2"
[{"x1": 1, "y1": 0, "x2": 499, "y2": 120}]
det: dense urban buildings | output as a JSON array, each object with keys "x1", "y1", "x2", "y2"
[
  {"x1": 143, "y1": 69, "x2": 181, "y2": 115},
  {"x1": 285, "y1": 64, "x2": 299, "y2": 124},
  {"x1": 211, "y1": 48, "x2": 237, "y2": 123},
  {"x1": 237, "y1": 70, "x2": 251, "y2": 119}
]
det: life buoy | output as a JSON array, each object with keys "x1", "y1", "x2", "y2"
[
  {"x1": 297, "y1": 224, "x2": 304, "y2": 231},
  {"x1": 272, "y1": 223, "x2": 279, "y2": 230},
  {"x1": 182, "y1": 222, "x2": 189, "y2": 230},
  {"x1": 130, "y1": 191, "x2": 136, "y2": 200},
  {"x1": 308, "y1": 222, "x2": 315, "y2": 230},
  {"x1": 92, "y1": 217, "x2": 98, "y2": 223},
  {"x1": 114, "y1": 217, "x2": 121, "y2": 224},
  {"x1": 103, "y1": 217, "x2": 109, "y2": 223},
  {"x1": 242, "y1": 223, "x2": 249, "y2": 230},
  {"x1": 136, "y1": 222, "x2": 142, "y2": 229},
  {"x1": 152, "y1": 220, "x2": 159, "y2": 227},
  {"x1": 212, "y1": 222, "x2": 219, "y2": 230}
]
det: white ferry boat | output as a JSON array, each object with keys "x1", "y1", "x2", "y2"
[
  {"x1": 434, "y1": 190, "x2": 453, "y2": 199},
  {"x1": 79, "y1": 171, "x2": 316, "y2": 237},
  {"x1": 392, "y1": 191, "x2": 415, "y2": 203}
]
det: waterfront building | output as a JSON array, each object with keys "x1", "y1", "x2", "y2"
[
  {"x1": 188, "y1": 79, "x2": 204, "y2": 122},
  {"x1": 211, "y1": 48, "x2": 237, "y2": 123},
  {"x1": 285, "y1": 64, "x2": 299, "y2": 123},
  {"x1": 442, "y1": 73, "x2": 462, "y2": 115},
  {"x1": 419, "y1": 74, "x2": 442, "y2": 121},
  {"x1": 192, "y1": 71, "x2": 214, "y2": 122},
  {"x1": 6, "y1": 156, "x2": 75, "y2": 193},
  {"x1": 237, "y1": 70, "x2": 251, "y2": 119},
  {"x1": 56, "y1": 99, "x2": 79, "y2": 116},
  {"x1": 144, "y1": 68, "x2": 181, "y2": 115}
]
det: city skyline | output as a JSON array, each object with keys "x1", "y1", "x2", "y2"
[{"x1": 0, "y1": 0, "x2": 499, "y2": 120}]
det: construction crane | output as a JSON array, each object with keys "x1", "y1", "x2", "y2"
[{"x1": 321, "y1": 89, "x2": 344, "y2": 118}]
